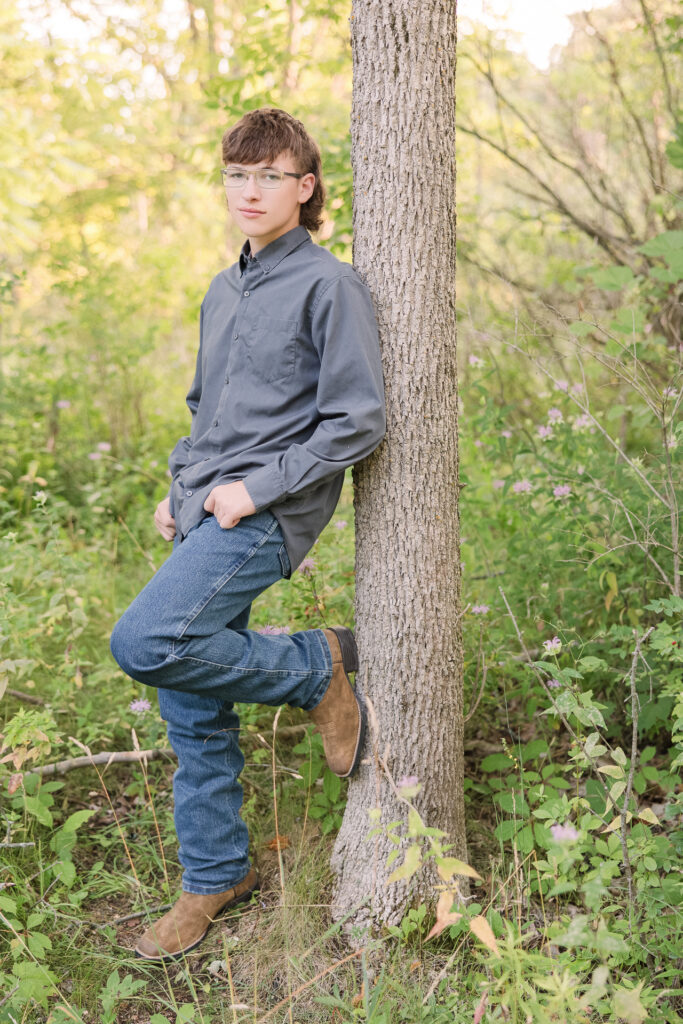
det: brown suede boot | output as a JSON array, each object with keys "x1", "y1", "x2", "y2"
[
  {"x1": 310, "y1": 627, "x2": 365, "y2": 778},
  {"x1": 134, "y1": 867, "x2": 259, "y2": 962}
]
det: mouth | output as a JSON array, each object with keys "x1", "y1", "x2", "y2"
[{"x1": 238, "y1": 208, "x2": 265, "y2": 215}]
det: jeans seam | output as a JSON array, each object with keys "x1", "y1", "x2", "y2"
[
  {"x1": 174, "y1": 516, "x2": 280, "y2": 642},
  {"x1": 168, "y1": 652, "x2": 330, "y2": 677}
]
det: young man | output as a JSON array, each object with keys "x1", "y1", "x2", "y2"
[{"x1": 110, "y1": 108, "x2": 385, "y2": 962}]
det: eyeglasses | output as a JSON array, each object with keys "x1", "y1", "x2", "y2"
[{"x1": 220, "y1": 166, "x2": 305, "y2": 190}]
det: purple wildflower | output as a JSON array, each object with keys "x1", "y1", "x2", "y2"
[
  {"x1": 573, "y1": 414, "x2": 592, "y2": 431},
  {"x1": 571, "y1": 383, "x2": 584, "y2": 395},
  {"x1": 492, "y1": 479, "x2": 505, "y2": 490},
  {"x1": 554, "y1": 380, "x2": 569, "y2": 392},
  {"x1": 468, "y1": 354, "x2": 484, "y2": 368},
  {"x1": 537, "y1": 425, "x2": 553, "y2": 439},
  {"x1": 501, "y1": 430, "x2": 512, "y2": 439},
  {"x1": 547, "y1": 678, "x2": 562, "y2": 689},
  {"x1": 548, "y1": 408, "x2": 563, "y2": 423},
  {"x1": 543, "y1": 636, "x2": 562, "y2": 655},
  {"x1": 553, "y1": 485, "x2": 571, "y2": 498},
  {"x1": 334, "y1": 520, "x2": 348, "y2": 529},
  {"x1": 129, "y1": 697, "x2": 152, "y2": 715},
  {"x1": 474, "y1": 440, "x2": 483, "y2": 448},
  {"x1": 56, "y1": 399, "x2": 71, "y2": 409},
  {"x1": 471, "y1": 604, "x2": 489, "y2": 615},
  {"x1": 512, "y1": 479, "x2": 532, "y2": 494},
  {"x1": 298, "y1": 557, "x2": 316, "y2": 577},
  {"x1": 88, "y1": 452, "x2": 102, "y2": 461},
  {"x1": 397, "y1": 775, "x2": 420, "y2": 795},
  {"x1": 550, "y1": 823, "x2": 579, "y2": 842},
  {"x1": 97, "y1": 441, "x2": 112, "y2": 452},
  {"x1": 256, "y1": 624, "x2": 291, "y2": 636}
]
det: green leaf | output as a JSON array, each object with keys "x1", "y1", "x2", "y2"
[
  {"x1": 61, "y1": 808, "x2": 96, "y2": 833},
  {"x1": 589, "y1": 265, "x2": 635, "y2": 291},
  {"x1": 578, "y1": 656, "x2": 608, "y2": 673},
  {"x1": 481, "y1": 753, "x2": 512, "y2": 772},
  {"x1": 436, "y1": 856, "x2": 481, "y2": 881},
  {"x1": 322, "y1": 769, "x2": 342, "y2": 804},
  {"x1": 24, "y1": 795, "x2": 53, "y2": 827},
  {"x1": 613, "y1": 981, "x2": 647, "y2": 1023},
  {"x1": 387, "y1": 843, "x2": 422, "y2": 884},
  {"x1": 176, "y1": 1005, "x2": 198, "y2": 1024},
  {"x1": 598, "y1": 764, "x2": 625, "y2": 779},
  {"x1": 639, "y1": 230, "x2": 683, "y2": 258}
]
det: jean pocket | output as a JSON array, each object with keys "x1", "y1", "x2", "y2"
[{"x1": 278, "y1": 541, "x2": 292, "y2": 578}]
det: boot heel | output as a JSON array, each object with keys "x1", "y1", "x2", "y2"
[{"x1": 330, "y1": 627, "x2": 359, "y2": 674}]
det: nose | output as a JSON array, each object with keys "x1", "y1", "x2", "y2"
[{"x1": 241, "y1": 173, "x2": 262, "y2": 199}]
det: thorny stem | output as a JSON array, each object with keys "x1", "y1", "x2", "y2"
[{"x1": 621, "y1": 627, "x2": 655, "y2": 937}]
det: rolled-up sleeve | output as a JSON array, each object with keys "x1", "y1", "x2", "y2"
[{"x1": 243, "y1": 274, "x2": 385, "y2": 511}]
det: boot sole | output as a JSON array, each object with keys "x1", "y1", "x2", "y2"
[
  {"x1": 328, "y1": 627, "x2": 365, "y2": 778},
  {"x1": 133, "y1": 878, "x2": 260, "y2": 963}
]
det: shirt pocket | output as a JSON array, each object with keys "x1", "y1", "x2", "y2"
[{"x1": 246, "y1": 315, "x2": 299, "y2": 385}]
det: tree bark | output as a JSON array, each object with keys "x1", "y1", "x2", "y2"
[{"x1": 332, "y1": 0, "x2": 464, "y2": 929}]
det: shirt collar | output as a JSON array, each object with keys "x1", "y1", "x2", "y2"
[{"x1": 239, "y1": 225, "x2": 311, "y2": 276}]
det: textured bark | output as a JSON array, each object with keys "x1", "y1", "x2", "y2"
[{"x1": 332, "y1": 0, "x2": 464, "y2": 928}]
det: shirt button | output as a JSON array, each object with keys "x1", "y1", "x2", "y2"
[
  {"x1": 233, "y1": 333, "x2": 238, "y2": 340},
  {"x1": 243, "y1": 290, "x2": 250, "y2": 297},
  {"x1": 224, "y1": 375, "x2": 229, "y2": 384},
  {"x1": 263, "y1": 265, "x2": 270, "y2": 271},
  {"x1": 213, "y1": 419, "x2": 218, "y2": 426},
  {"x1": 186, "y1": 490, "x2": 193, "y2": 497}
]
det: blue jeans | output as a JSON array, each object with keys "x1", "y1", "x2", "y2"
[{"x1": 110, "y1": 511, "x2": 332, "y2": 894}]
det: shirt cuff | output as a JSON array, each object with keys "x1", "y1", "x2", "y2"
[{"x1": 243, "y1": 462, "x2": 287, "y2": 512}]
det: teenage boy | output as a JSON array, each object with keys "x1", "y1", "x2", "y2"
[{"x1": 110, "y1": 107, "x2": 386, "y2": 962}]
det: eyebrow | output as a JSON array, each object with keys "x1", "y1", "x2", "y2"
[{"x1": 227, "y1": 163, "x2": 280, "y2": 170}]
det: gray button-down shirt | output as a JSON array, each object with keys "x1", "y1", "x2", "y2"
[{"x1": 167, "y1": 225, "x2": 386, "y2": 573}]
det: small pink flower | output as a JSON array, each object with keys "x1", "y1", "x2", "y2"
[
  {"x1": 88, "y1": 452, "x2": 102, "y2": 461},
  {"x1": 550, "y1": 823, "x2": 579, "y2": 842},
  {"x1": 571, "y1": 383, "x2": 584, "y2": 395},
  {"x1": 474, "y1": 440, "x2": 483, "y2": 448},
  {"x1": 468, "y1": 355, "x2": 484, "y2": 367},
  {"x1": 56, "y1": 399, "x2": 71, "y2": 409},
  {"x1": 547, "y1": 678, "x2": 562, "y2": 689},
  {"x1": 492, "y1": 479, "x2": 505, "y2": 490},
  {"x1": 129, "y1": 698, "x2": 152, "y2": 715},
  {"x1": 256, "y1": 624, "x2": 291, "y2": 635},
  {"x1": 334, "y1": 520, "x2": 348, "y2": 529},
  {"x1": 573, "y1": 414, "x2": 592, "y2": 431},
  {"x1": 501, "y1": 430, "x2": 512, "y2": 439},
  {"x1": 97, "y1": 441, "x2": 111, "y2": 452},
  {"x1": 553, "y1": 485, "x2": 571, "y2": 498},
  {"x1": 538, "y1": 425, "x2": 553, "y2": 439},
  {"x1": 298, "y1": 557, "x2": 316, "y2": 576},
  {"x1": 554, "y1": 380, "x2": 569, "y2": 392},
  {"x1": 547, "y1": 408, "x2": 563, "y2": 423},
  {"x1": 471, "y1": 604, "x2": 489, "y2": 614},
  {"x1": 543, "y1": 636, "x2": 562, "y2": 654},
  {"x1": 512, "y1": 479, "x2": 532, "y2": 493}
]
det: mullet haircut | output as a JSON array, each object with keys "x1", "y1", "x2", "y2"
[{"x1": 222, "y1": 108, "x2": 326, "y2": 234}]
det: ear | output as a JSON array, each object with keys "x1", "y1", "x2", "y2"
[{"x1": 298, "y1": 172, "x2": 316, "y2": 205}]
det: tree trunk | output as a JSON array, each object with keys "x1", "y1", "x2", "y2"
[{"x1": 332, "y1": 0, "x2": 464, "y2": 929}]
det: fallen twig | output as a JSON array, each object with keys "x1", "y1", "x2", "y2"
[
  {"x1": 7, "y1": 688, "x2": 45, "y2": 706},
  {"x1": 24, "y1": 748, "x2": 175, "y2": 777}
]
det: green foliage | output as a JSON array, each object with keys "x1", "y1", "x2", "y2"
[{"x1": 0, "y1": 0, "x2": 681, "y2": 1019}]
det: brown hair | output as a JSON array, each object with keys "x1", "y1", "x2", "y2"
[{"x1": 222, "y1": 108, "x2": 326, "y2": 233}]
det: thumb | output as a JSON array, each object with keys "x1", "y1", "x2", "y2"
[{"x1": 203, "y1": 490, "x2": 215, "y2": 513}]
